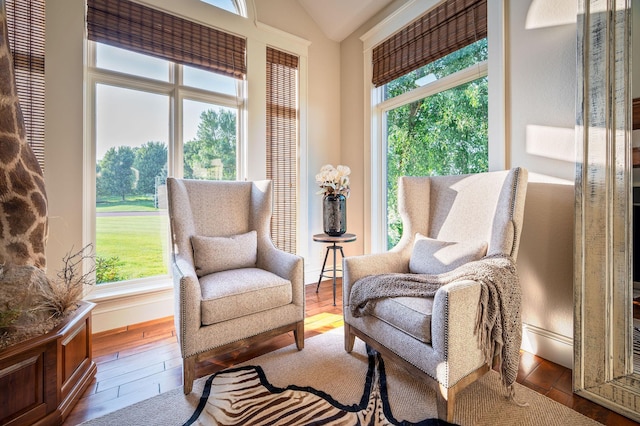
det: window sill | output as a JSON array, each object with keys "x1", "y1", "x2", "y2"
[
  {"x1": 85, "y1": 276, "x2": 175, "y2": 333},
  {"x1": 85, "y1": 276, "x2": 173, "y2": 303}
]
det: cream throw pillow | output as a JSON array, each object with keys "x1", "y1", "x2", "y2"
[
  {"x1": 409, "y1": 233, "x2": 487, "y2": 275},
  {"x1": 191, "y1": 231, "x2": 257, "y2": 277}
]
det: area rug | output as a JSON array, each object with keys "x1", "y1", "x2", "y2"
[{"x1": 81, "y1": 328, "x2": 601, "y2": 425}]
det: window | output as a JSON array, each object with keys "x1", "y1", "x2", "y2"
[
  {"x1": 87, "y1": 0, "x2": 246, "y2": 286},
  {"x1": 369, "y1": 0, "x2": 488, "y2": 249},
  {"x1": 201, "y1": 0, "x2": 247, "y2": 17},
  {"x1": 91, "y1": 44, "x2": 243, "y2": 285}
]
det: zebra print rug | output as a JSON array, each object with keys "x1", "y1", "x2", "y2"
[
  {"x1": 183, "y1": 345, "x2": 444, "y2": 425},
  {"x1": 80, "y1": 328, "x2": 601, "y2": 426}
]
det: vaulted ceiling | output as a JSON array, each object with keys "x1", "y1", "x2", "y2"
[{"x1": 296, "y1": 0, "x2": 397, "y2": 42}]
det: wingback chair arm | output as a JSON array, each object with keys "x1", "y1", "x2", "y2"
[
  {"x1": 172, "y1": 255, "x2": 199, "y2": 285},
  {"x1": 171, "y1": 255, "x2": 204, "y2": 352},
  {"x1": 431, "y1": 279, "x2": 485, "y2": 384},
  {"x1": 258, "y1": 241, "x2": 305, "y2": 307},
  {"x1": 343, "y1": 251, "x2": 409, "y2": 303}
]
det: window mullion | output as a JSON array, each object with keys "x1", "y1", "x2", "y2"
[
  {"x1": 88, "y1": 68, "x2": 176, "y2": 97},
  {"x1": 379, "y1": 61, "x2": 488, "y2": 113},
  {"x1": 171, "y1": 63, "x2": 181, "y2": 179}
]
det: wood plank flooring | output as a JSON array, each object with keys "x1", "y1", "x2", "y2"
[{"x1": 63, "y1": 281, "x2": 639, "y2": 425}]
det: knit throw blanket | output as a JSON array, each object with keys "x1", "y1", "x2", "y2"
[{"x1": 349, "y1": 255, "x2": 522, "y2": 395}]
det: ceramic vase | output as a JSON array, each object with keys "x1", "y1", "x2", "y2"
[{"x1": 323, "y1": 194, "x2": 346, "y2": 236}]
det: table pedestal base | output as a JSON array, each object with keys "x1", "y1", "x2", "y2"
[{"x1": 316, "y1": 243, "x2": 345, "y2": 306}]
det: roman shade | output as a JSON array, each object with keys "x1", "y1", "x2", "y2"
[
  {"x1": 6, "y1": 0, "x2": 46, "y2": 169},
  {"x1": 86, "y1": 0, "x2": 246, "y2": 79},
  {"x1": 372, "y1": 0, "x2": 487, "y2": 87},
  {"x1": 266, "y1": 47, "x2": 299, "y2": 254}
]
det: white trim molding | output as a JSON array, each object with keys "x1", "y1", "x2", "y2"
[
  {"x1": 89, "y1": 286, "x2": 174, "y2": 333},
  {"x1": 521, "y1": 323, "x2": 573, "y2": 369}
]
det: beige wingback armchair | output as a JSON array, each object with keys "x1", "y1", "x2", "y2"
[
  {"x1": 343, "y1": 168, "x2": 528, "y2": 422},
  {"x1": 167, "y1": 178, "x2": 305, "y2": 393}
]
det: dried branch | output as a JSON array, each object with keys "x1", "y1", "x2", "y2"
[{"x1": 37, "y1": 244, "x2": 96, "y2": 317}]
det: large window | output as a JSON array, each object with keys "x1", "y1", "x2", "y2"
[
  {"x1": 370, "y1": 0, "x2": 488, "y2": 249},
  {"x1": 384, "y1": 41, "x2": 488, "y2": 248},
  {"x1": 86, "y1": 0, "x2": 247, "y2": 287},
  {"x1": 89, "y1": 43, "x2": 243, "y2": 286}
]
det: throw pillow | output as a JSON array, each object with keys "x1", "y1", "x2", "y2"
[
  {"x1": 191, "y1": 231, "x2": 257, "y2": 277},
  {"x1": 409, "y1": 233, "x2": 487, "y2": 275}
]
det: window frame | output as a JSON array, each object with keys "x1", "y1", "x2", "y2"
[{"x1": 85, "y1": 40, "x2": 247, "y2": 294}]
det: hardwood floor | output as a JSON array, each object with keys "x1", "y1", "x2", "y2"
[{"x1": 64, "y1": 280, "x2": 639, "y2": 425}]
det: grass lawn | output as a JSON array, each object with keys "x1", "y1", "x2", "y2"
[
  {"x1": 96, "y1": 195, "x2": 157, "y2": 212},
  {"x1": 96, "y1": 214, "x2": 169, "y2": 282}
]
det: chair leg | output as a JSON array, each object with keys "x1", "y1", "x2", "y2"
[
  {"x1": 183, "y1": 355, "x2": 196, "y2": 394},
  {"x1": 344, "y1": 323, "x2": 356, "y2": 352},
  {"x1": 436, "y1": 385, "x2": 455, "y2": 423},
  {"x1": 294, "y1": 321, "x2": 304, "y2": 350}
]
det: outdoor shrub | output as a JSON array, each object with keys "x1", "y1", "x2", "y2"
[{"x1": 96, "y1": 256, "x2": 126, "y2": 283}]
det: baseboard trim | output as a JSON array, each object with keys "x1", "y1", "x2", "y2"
[{"x1": 521, "y1": 322, "x2": 573, "y2": 369}]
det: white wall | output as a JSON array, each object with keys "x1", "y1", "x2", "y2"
[
  {"x1": 507, "y1": 0, "x2": 577, "y2": 368},
  {"x1": 44, "y1": 0, "x2": 85, "y2": 279}
]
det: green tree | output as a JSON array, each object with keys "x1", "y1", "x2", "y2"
[
  {"x1": 98, "y1": 146, "x2": 136, "y2": 201},
  {"x1": 134, "y1": 141, "x2": 167, "y2": 195},
  {"x1": 184, "y1": 109, "x2": 236, "y2": 180}
]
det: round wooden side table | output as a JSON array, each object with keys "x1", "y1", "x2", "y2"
[{"x1": 313, "y1": 233, "x2": 357, "y2": 306}]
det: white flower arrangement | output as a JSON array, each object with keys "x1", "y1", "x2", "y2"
[{"x1": 315, "y1": 164, "x2": 351, "y2": 198}]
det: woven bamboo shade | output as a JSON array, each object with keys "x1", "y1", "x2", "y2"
[
  {"x1": 372, "y1": 0, "x2": 486, "y2": 87},
  {"x1": 6, "y1": 0, "x2": 46, "y2": 170},
  {"x1": 266, "y1": 47, "x2": 298, "y2": 254},
  {"x1": 87, "y1": 0, "x2": 246, "y2": 79}
]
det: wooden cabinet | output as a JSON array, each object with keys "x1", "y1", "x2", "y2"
[{"x1": 0, "y1": 301, "x2": 96, "y2": 425}]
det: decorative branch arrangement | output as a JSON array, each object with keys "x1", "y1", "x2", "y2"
[
  {"x1": 0, "y1": 244, "x2": 96, "y2": 349},
  {"x1": 38, "y1": 244, "x2": 96, "y2": 317}
]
